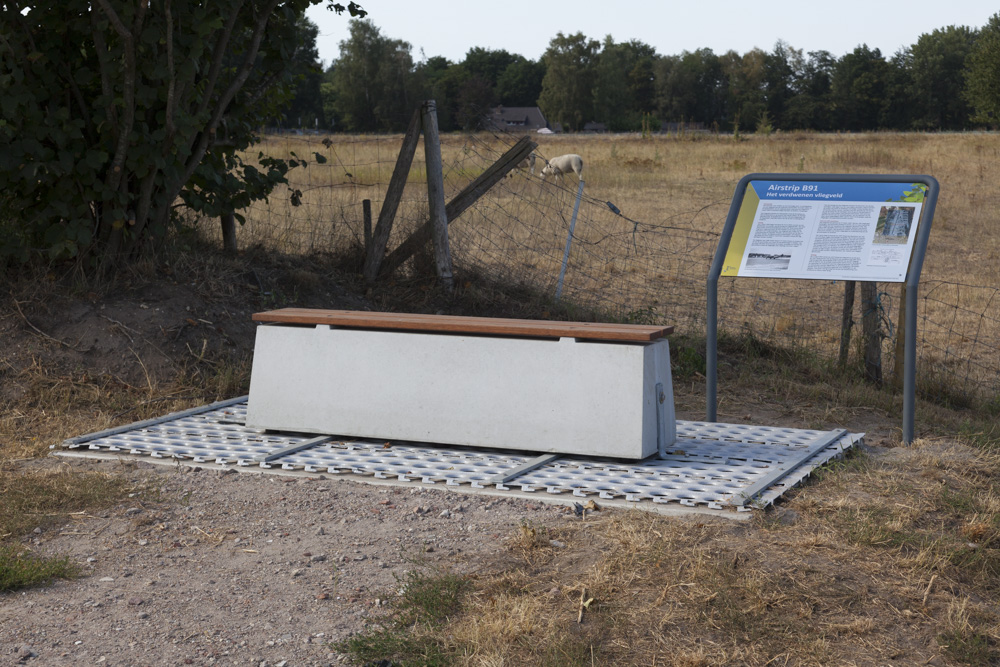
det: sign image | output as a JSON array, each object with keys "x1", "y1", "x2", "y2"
[{"x1": 720, "y1": 180, "x2": 928, "y2": 283}]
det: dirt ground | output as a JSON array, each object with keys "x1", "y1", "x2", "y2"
[{"x1": 2, "y1": 454, "x2": 578, "y2": 666}]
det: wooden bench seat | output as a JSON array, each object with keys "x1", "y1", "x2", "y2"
[
  {"x1": 252, "y1": 308, "x2": 673, "y2": 342},
  {"x1": 246, "y1": 308, "x2": 676, "y2": 459}
]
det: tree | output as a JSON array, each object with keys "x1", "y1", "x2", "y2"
[
  {"x1": 538, "y1": 32, "x2": 600, "y2": 131},
  {"x1": 720, "y1": 48, "x2": 766, "y2": 132},
  {"x1": 461, "y1": 47, "x2": 519, "y2": 93},
  {"x1": 783, "y1": 50, "x2": 836, "y2": 130},
  {"x1": 0, "y1": 1, "x2": 366, "y2": 266},
  {"x1": 411, "y1": 56, "x2": 461, "y2": 130},
  {"x1": 964, "y1": 13, "x2": 1000, "y2": 126},
  {"x1": 279, "y1": 15, "x2": 328, "y2": 130},
  {"x1": 496, "y1": 57, "x2": 546, "y2": 107},
  {"x1": 830, "y1": 45, "x2": 890, "y2": 130},
  {"x1": 655, "y1": 48, "x2": 725, "y2": 126},
  {"x1": 592, "y1": 37, "x2": 634, "y2": 131},
  {"x1": 907, "y1": 26, "x2": 977, "y2": 129},
  {"x1": 592, "y1": 38, "x2": 658, "y2": 131},
  {"x1": 327, "y1": 19, "x2": 414, "y2": 132}
]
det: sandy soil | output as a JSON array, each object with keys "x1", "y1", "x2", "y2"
[{"x1": 2, "y1": 454, "x2": 577, "y2": 666}]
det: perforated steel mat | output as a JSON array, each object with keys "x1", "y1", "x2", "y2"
[{"x1": 53, "y1": 396, "x2": 863, "y2": 517}]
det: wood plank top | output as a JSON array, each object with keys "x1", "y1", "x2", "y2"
[{"x1": 253, "y1": 308, "x2": 672, "y2": 342}]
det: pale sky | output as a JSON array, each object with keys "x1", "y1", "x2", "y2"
[{"x1": 306, "y1": 1, "x2": 997, "y2": 68}]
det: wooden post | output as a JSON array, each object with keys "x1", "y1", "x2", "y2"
[
  {"x1": 221, "y1": 212, "x2": 237, "y2": 255},
  {"x1": 421, "y1": 100, "x2": 454, "y2": 292},
  {"x1": 860, "y1": 281, "x2": 883, "y2": 386},
  {"x1": 838, "y1": 281, "x2": 855, "y2": 367},
  {"x1": 362, "y1": 199, "x2": 372, "y2": 257},
  {"x1": 363, "y1": 108, "x2": 422, "y2": 284},
  {"x1": 380, "y1": 135, "x2": 536, "y2": 277}
]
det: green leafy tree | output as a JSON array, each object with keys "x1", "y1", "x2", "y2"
[
  {"x1": 906, "y1": 26, "x2": 977, "y2": 129},
  {"x1": 280, "y1": 15, "x2": 328, "y2": 130},
  {"x1": 462, "y1": 47, "x2": 519, "y2": 94},
  {"x1": 830, "y1": 45, "x2": 890, "y2": 130},
  {"x1": 0, "y1": 0, "x2": 365, "y2": 266},
  {"x1": 964, "y1": 12, "x2": 1000, "y2": 126},
  {"x1": 592, "y1": 37, "x2": 633, "y2": 131},
  {"x1": 592, "y1": 37, "x2": 658, "y2": 131},
  {"x1": 411, "y1": 56, "x2": 461, "y2": 130},
  {"x1": 720, "y1": 48, "x2": 766, "y2": 132},
  {"x1": 783, "y1": 50, "x2": 836, "y2": 130},
  {"x1": 655, "y1": 48, "x2": 725, "y2": 126},
  {"x1": 495, "y1": 57, "x2": 546, "y2": 107},
  {"x1": 762, "y1": 41, "x2": 796, "y2": 127},
  {"x1": 326, "y1": 19, "x2": 414, "y2": 131},
  {"x1": 538, "y1": 32, "x2": 600, "y2": 131}
]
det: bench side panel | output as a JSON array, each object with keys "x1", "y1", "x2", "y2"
[{"x1": 246, "y1": 325, "x2": 675, "y2": 458}]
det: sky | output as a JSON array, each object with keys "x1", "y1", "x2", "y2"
[{"x1": 305, "y1": 1, "x2": 997, "y2": 68}]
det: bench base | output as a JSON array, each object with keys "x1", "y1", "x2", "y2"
[{"x1": 246, "y1": 324, "x2": 675, "y2": 459}]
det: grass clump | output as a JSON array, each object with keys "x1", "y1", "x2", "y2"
[
  {"x1": 333, "y1": 568, "x2": 468, "y2": 666},
  {"x1": 0, "y1": 464, "x2": 135, "y2": 592},
  {"x1": 0, "y1": 544, "x2": 79, "y2": 593}
]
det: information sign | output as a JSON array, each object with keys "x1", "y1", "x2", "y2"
[
  {"x1": 707, "y1": 174, "x2": 939, "y2": 444},
  {"x1": 720, "y1": 180, "x2": 929, "y2": 283}
]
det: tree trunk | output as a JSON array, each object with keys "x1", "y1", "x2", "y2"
[{"x1": 221, "y1": 212, "x2": 237, "y2": 255}]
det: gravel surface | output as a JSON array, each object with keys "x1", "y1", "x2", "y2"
[{"x1": 1, "y1": 456, "x2": 571, "y2": 666}]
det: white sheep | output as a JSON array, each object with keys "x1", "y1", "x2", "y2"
[
  {"x1": 540, "y1": 154, "x2": 584, "y2": 183},
  {"x1": 506, "y1": 152, "x2": 536, "y2": 178}
]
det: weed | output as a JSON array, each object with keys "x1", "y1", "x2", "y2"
[
  {"x1": 937, "y1": 598, "x2": 998, "y2": 666},
  {"x1": 333, "y1": 568, "x2": 468, "y2": 666},
  {"x1": 0, "y1": 545, "x2": 79, "y2": 592}
]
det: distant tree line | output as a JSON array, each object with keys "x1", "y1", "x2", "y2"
[{"x1": 282, "y1": 13, "x2": 1000, "y2": 134}]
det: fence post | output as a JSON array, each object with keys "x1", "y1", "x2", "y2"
[
  {"x1": 363, "y1": 107, "x2": 421, "y2": 284},
  {"x1": 861, "y1": 281, "x2": 883, "y2": 386},
  {"x1": 362, "y1": 199, "x2": 372, "y2": 258},
  {"x1": 555, "y1": 180, "x2": 586, "y2": 301},
  {"x1": 421, "y1": 100, "x2": 454, "y2": 292},
  {"x1": 839, "y1": 281, "x2": 855, "y2": 366}
]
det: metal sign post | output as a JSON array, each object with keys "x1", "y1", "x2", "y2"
[{"x1": 707, "y1": 173, "x2": 939, "y2": 444}]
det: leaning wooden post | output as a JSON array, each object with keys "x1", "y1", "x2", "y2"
[
  {"x1": 838, "y1": 281, "x2": 855, "y2": 367},
  {"x1": 380, "y1": 135, "x2": 536, "y2": 277},
  {"x1": 363, "y1": 108, "x2": 422, "y2": 284},
  {"x1": 421, "y1": 100, "x2": 454, "y2": 292}
]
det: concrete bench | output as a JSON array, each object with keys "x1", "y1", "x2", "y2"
[{"x1": 245, "y1": 308, "x2": 676, "y2": 460}]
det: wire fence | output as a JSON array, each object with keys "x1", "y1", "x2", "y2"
[{"x1": 220, "y1": 130, "x2": 1000, "y2": 410}]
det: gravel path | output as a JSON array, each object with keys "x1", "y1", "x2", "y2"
[{"x1": 2, "y1": 456, "x2": 570, "y2": 666}]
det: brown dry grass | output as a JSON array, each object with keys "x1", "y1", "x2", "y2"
[{"x1": 414, "y1": 438, "x2": 999, "y2": 666}]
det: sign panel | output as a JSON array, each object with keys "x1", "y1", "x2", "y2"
[{"x1": 720, "y1": 180, "x2": 928, "y2": 282}]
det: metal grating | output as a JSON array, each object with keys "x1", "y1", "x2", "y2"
[{"x1": 54, "y1": 397, "x2": 863, "y2": 516}]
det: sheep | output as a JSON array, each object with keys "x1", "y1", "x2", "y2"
[
  {"x1": 506, "y1": 152, "x2": 536, "y2": 178},
  {"x1": 540, "y1": 154, "x2": 584, "y2": 183}
]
